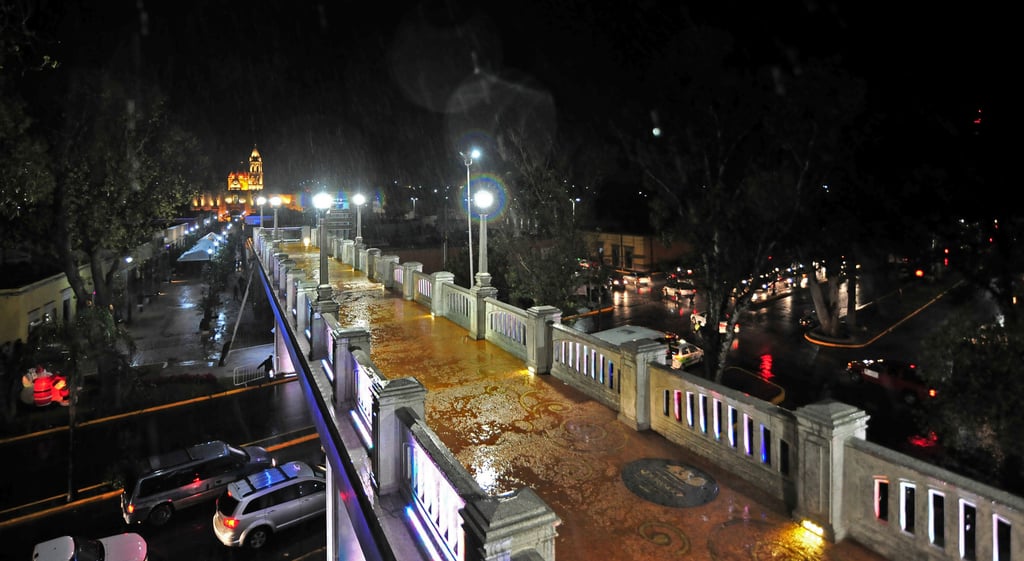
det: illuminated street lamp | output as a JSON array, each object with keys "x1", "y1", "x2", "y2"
[
  {"x1": 474, "y1": 189, "x2": 493, "y2": 286},
  {"x1": 410, "y1": 196, "x2": 418, "y2": 217},
  {"x1": 256, "y1": 195, "x2": 266, "y2": 229},
  {"x1": 570, "y1": 197, "x2": 580, "y2": 220},
  {"x1": 313, "y1": 192, "x2": 332, "y2": 289},
  {"x1": 460, "y1": 148, "x2": 481, "y2": 283},
  {"x1": 352, "y1": 193, "x2": 366, "y2": 243},
  {"x1": 270, "y1": 196, "x2": 281, "y2": 239}
]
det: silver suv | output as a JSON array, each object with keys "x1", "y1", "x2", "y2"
[
  {"x1": 121, "y1": 440, "x2": 274, "y2": 526},
  {"x1": 212, "y1": 460, "x2": 327, "y2": 549}
]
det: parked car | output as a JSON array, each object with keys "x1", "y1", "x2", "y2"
[
  {"x1": 213, "y1": 460, "x2": 327, "y2": 549},
  {"x1": 671, "y1": 340, "x2": 704, "y2": 369},
  {"x1": 121, "y1": 440, "x2": 275, "y2": 526},
  {"x1": 32, "y1": 533, "x2": 147, "y2": 561},
  {"x1": 662, "y1": 280, "x2": 696, "y2": 301},
  {"x1": 846, "y1": 359, "x2": 936, "y2": 404}
]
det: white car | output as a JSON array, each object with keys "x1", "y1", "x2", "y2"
[
  {"x1": 32, "y1": 534, "x2": 147, "y2": 561},
  {"x1": 671, "y1": 341, "x2": 704, "y2": 369},
  {"x1": 691, "y1": 312, "x2": 739, "y2": 334},
  {"x1": 662, "y1": 280, "x2": 696, "y2": 301},
  {"x1": 213, "y1": 460, "x2": 327, "y2": 549}
]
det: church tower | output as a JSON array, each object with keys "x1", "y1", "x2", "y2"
[{"x1": 248, "y1": 146, "x2": 264, "y2": 190}]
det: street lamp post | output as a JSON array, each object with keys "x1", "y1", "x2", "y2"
[
  {"x1": 475, "y1": 190, "x2": 493, "y2": 286},
  {"x1": 570, "y1": 197, "x2": 580, "y2": 221},
  {"x1": 460, "y1": 148, "x2": 480, "y2": 284},
  {"x1": 352, "y1": 193, "x2": 366, "y2": 243},
  {"x1": 313, "y1": 192, "x2": 332, "y2": 289},
  {"x1": 123, "y1": 256, "x2": 134, "y2": 323},
  {"x1": 270, "y1": 196, "x2": 281, "y2": 239},
  {"x1": 410, "y1": 196, "x2": 418, "y2": 218},
  {"x1": 256, "y1": 196, "x2": 266, "y2": 230}
]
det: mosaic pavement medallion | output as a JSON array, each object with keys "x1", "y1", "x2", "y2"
[{"x1": 622, "y1": 458, "x2": 720, "y2": 508}]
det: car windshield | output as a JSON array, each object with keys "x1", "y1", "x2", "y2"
[{"x1": 73, "y1": 537, "x2": 104, "y2": 561}]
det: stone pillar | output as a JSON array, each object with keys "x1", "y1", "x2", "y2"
[
  {"x1": 379, "y1": 255, "x2": 399, "y2": 289},
  {"x1": 279, "y1": 259, "x2": 296, "y2": 296},
  {"x1": 402, "y1": 262, "x2": 423, "y2": 300},
  {"x1": 525, "y1": 306, "x2": 561, "y2": 375},
  {"x1": 331, "y1": 326, "x2": 372, "y2": 408},
  {"x1": 341, "y1": 239, "x2": 355, "y2": 265},
  {"x1": 469, "y1": 284, "x2": 498, "y2": 341},
  {"x1": 366, "y1": 248, "x2": 381, "y2": 280},
  {"x1": 463, "y1": 488, "x2": 561, "y2": 561},
  {"x1": 272, "y1": 252, "x2": 288, "y2": 283},
  {"x1": 616, "y1": 339, "x2": 665, "y2": 431},
  {"x1": 372, "y1": 378, "x2": 427, "y2": 496},
  {"x1": 431, "y1": 272, "x2": 455, "y2": 317},
  {"x1": 285, "y1": 269, "x2": 302, "y2": 315},
  {"x1": 310, "y1": 290, "x2": 339, "y2": 361},
  {"x1": 793, "y1": 401, "x2": 870, "y2": 542},
  {"x1": 355, "y1": 246, "x2": 367, "y2": 272},
  {"x1": 295, "y1": 285, "x2": 310, "y2": 335}
]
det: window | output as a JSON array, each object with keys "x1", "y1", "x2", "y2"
[
  {"x1": 744, "y1": 415, "x2": 753, "y2": 456},
  {"x1": 761, "y1": 426, "x2": 771, "y2": 465},
  {"x1": 713, "y1": 400, "x2": 722, "y2": 440},
  {"x1": 961, "y1": 500, "x2": 976, "y2": 561},
  {"x1": 900, "y1": 482, "x2": 915, "y2": 534},
  {"x1": 728, "y1": 407, "x2": 738, "y2": 448},
  {"x1": 994, "y1": 515, "x2": 1010, "y2": 561},
  {"x1": 699, "y1": 394, "x2": 708, "y2": 433},
  {"x1": 929, "y1": 491, "x2": 945, "y2": 547},
  {"x1": 875, "y1": 480, "x2": 889, "y2": 521}
]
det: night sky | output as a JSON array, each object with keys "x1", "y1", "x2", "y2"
[{"x1": 29, "y1": 1, "x2": 1014, "y2": 212}]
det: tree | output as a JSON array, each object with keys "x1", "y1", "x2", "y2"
[
  {"x1": 633, "y1": 26, "x2": 864, "y2": 382},
  {"x1": 39, "y1": 67, "x2": 205, "y2": 314},
  {"x1": 918, "y1": 307, "x2": 1024, "y2": 494}
]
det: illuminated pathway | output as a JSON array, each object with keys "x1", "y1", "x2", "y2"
[{"x1": 282, "y1": 241, "x2": 889, "y2": 561}]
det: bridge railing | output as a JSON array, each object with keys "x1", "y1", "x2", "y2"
[{"x1": 256, "y1": 230, "x2": 1024, "y2": 561}]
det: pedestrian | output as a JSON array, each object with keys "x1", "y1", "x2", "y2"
[{"x1": 258, "y1": 354, "x2": 274, "y2": 378}]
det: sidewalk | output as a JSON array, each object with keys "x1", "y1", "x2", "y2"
[{"x1": 1, "y1": 270, "x2": 275, "y2": 438}]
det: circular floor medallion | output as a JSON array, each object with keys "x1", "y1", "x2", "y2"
[{"x1": 622, "y1": 458, "x2": 719, "y2": 508}]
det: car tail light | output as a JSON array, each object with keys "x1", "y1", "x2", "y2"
[
  {"x1": 928, "y1": 388, "x2": 937, "y2": 398},
  {"x1": 224, "y1": 517, "x2": 239, "y2": 529},
  {"x1": 127, "y1": 504, "x2": 135, "y2": 514}
]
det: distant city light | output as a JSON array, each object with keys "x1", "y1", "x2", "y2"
[{"x1": 652, "y1": 127, "x2": 662, "y2": 137}]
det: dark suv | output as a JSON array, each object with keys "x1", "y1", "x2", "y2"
[
  {"x1": 846, "y1": 359, "x2": 936, "y2": 404},
  {"x1": 121, "y1": 440, "x2": 275, "y2": 526}
]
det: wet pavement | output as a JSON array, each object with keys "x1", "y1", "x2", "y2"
[
  {"x1": 276, "y1": 241, "x2": 890, "y2": 561},
  {"x1": 4, "y1": 240, "x2": 894, "y2": 559}
]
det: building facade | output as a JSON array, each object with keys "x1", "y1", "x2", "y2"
[{"x1": 192, "y1": 146, "x2": 266, "y2": 221}]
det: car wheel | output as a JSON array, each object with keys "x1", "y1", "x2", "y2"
[
  {"x1": 246, "y1": 527, "x2": 271, "y2": 549},
  {"x1": 148, "y1": 504, "x2": 173, "y2": 526}
]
